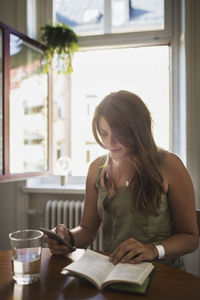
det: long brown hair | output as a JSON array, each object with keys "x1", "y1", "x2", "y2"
[{"x1": 92, "y1": 90, "x2": 164, "y2": 216}]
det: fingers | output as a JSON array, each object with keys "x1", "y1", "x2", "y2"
[
  {"x1": 110, "y1": 239, "x2": 157, "y2": 265},
  {"x1": 49, "y1": 241, "x2": 70, "y2": 255},
  {"x1": 44, "y1": 224, "x2": 71, "y2": 256},
  {"x1": 55, "y1": 224, "x2": 68, "y2": 240},
  {"x1": 110, "y1": 239, "x2": 141, "y2": 264},
  {"x1": 45, "y1": 236, "x2": 70, "y2": 255},
  {"x1": 130, "y1": 254, "x2": 144, "y2": 264}
]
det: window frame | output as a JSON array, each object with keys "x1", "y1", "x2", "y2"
[
  {"x1": 59, "y1": 0, "x2": 175, "y2": 177},
  {"x1": 51, "y1": 0, "x2": 186, "y2": 181},
  {"x1": 0, "y1": 21, "x2": 51, "y2": 181},
  {"x1": 76, "y1": 0, "x2": 172, "y2": 49}
]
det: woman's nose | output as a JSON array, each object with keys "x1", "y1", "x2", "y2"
[{"x1": 108, "y1": 135, "x2": 117, "y2": 145}]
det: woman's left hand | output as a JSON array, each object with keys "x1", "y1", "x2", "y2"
[{"x1": 110, "y1": 238, "x2": 158, "y2": 264}]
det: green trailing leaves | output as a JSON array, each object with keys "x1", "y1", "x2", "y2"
[{"x1": 41, "y1": 23, "x2": 79, "y2": 74}]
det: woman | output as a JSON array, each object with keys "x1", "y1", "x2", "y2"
[{"x1": 45, "y1": 90, "x2": 199, "y2": 269}]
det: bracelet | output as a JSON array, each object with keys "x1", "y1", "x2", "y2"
[
  {"x1": 155, "y1": 244, "x2": 165, "y2": 259},
  {"x1": 67, "y1": 229, "x2": 75, "y2": 247}
]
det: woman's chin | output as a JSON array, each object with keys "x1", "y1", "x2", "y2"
[
  {"x1": 110, "y1": 150, "x2": 131, "y2": 161},
  {"x1": 110, "y1": 151, "x2": 122, "y2": 160}
]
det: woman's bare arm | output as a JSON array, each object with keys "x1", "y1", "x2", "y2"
[
  {"x1": 44, "y1": 157, "x2": 102, "y2": 254},
  {"x1": 110, "y1": 152, "x2": 199, "y2": 264},
  {"x1": 157, "y1": 152, "x2": 199, "y2": 257},
  {"x1": 70, "y1": 157, "x2": 102, "y2": 248}
]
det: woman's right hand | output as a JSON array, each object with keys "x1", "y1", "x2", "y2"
[{"x1": 44, "y1": 224, "x2": 73, "y2": 256}]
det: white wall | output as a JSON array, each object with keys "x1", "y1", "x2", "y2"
[
  {"x1": 185, "y1": 0, "x2": 200, "y2": 210},
  {"x1": 0, "y1": 181, "x2": 18, "y2": 250},
  {"x1": 0, "y1": 0, "x2": 27, "y2": 34},
  {"x1": 182, "y1": 0, "x2": 200, "y2": 277},
  {"x1": 0, "y1": 0, "x2": 52, "y2": 40}
]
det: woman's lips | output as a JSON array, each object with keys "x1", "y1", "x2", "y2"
[{"x1": 110, "y1": 149, "x2": 121, "y2": 153}]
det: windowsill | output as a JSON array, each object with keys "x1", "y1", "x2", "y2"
[{"x1": 22, "y1": 175, "x2": 86, "y2": 194}]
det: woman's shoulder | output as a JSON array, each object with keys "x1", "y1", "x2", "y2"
[
  {"x1": 158, "y1": 147, "x2": 181, "y2": 162},
  {"x1": 89, "y1": 155, "x2": 107, "y2": 170},
  {"x1": 158, "y1": 149, "x2": 187, "y2": 192},
  {"x1": 159, "y1": 149, "x2": 187, "y2": 177},
  {"x1": 87, "y1": 155, "x2": 107, "y2": 179}
]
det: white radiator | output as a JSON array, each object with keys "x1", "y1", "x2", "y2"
[{"x1": 44, "y1": 199, "x2": 103, "y2": 251}]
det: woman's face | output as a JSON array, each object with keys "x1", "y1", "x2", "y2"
[{"x1": 98, "y1": 117, "x2": 131, "y2": 160}]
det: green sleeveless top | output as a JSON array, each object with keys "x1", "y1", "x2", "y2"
[{"x1": 96, "y1": 156, "x2": 184, "y2": 270}]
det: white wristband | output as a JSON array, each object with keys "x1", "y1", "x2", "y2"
[{"x1": 155, "y1": 244, "x2": 165, "y2": 259}]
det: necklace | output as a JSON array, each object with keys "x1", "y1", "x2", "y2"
[
  {"x1": 125, "y1": 179, "x2": 130, "y2": 187},
  {"x1": 107, "y1": 171, "x2": 131, "y2": 187},
  {"x1": 109, "y1": 158, "x2": 133, "y2": 187}
]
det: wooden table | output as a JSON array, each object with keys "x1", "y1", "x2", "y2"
[{"x1": 0, "y1": 248, "x2": 200, "y2": 300}]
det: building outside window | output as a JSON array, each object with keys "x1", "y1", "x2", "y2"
[{"x1": 54, "y1": 0, "x2": 165, "y2": 35}]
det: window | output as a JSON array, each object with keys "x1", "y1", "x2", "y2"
[
  {"x1": 71, "y1": 46, "x2": 169, "y2": 175},
  {"x1": 10, "y1": 34, "x2": 48, "y2": 173},
  {"x1": 52, "y1": 0, "x2": 172, "y2": 177},
  {"x1": 0, "y1": 21, "x2": 50, "y2": 180},
  {"x1": 54, "y1": 0, "x2": 165, "y2": 35}
]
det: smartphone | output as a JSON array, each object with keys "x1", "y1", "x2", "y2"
[{"x1": 40, "y1": 227, "x2": 75, "y2": 251}]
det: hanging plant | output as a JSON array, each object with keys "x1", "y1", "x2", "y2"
[{"x1": 41, "y1": 23, "x2": 79, "y2": 74}]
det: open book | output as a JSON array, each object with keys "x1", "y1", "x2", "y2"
[{"x1": 63, "y1": 249, "x2": 155, "y2": 293}]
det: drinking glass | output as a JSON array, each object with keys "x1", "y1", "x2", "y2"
[{"x1": 9, "y1": 230, "x2": 43, "y2": 285}]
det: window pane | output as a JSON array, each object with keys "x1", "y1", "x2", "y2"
[
  {"x1": 54, "y1": 0, "x2": 164, "y2": 36},
  {"x1": 71, "y1": 46, "x2": 169, "y2": 175},
  {"x1": 52, "y1": 71, "x2": 70, "y2": 167},
  {"x1": 0, "y1": 29, "x2": 2, "y2": 174},
  {"x1": 54, "y1": 0, "x2": 104, "y2": 36},
  {"x1": 9, "y1": 34, "x2": 48, "y2": 173},
  {"x1": 112, "y1": 0, "x2": 164, "y2": 33}
]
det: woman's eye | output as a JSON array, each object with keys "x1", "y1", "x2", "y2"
[{"x1": 99, "y1": 131, "x2": 107, "y2": 137}]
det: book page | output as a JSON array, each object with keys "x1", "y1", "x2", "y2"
[
  {"x1": 102, "y1": 262, "x2": 154, "y2": 288},
  {"x1": 66, "y1": 249, "x2": 115, "y2": 289}
]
